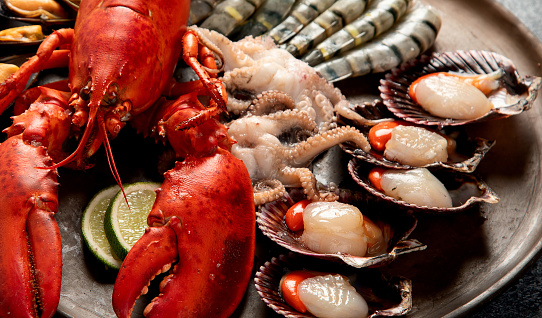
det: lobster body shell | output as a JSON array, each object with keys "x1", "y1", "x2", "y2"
[{"x1": 113, "y1": 148, "x2": 256, "y2": 317}]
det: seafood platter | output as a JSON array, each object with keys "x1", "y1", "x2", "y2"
[{"x1": 0, "y1": 0, "x2": 542, "y2": 317}]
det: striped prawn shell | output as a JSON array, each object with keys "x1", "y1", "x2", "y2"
[
  {"x1": 196, "y1": 0, "x2": 443, "y2": 83},
  {"x1": 301, "y1": 0, "x2": 411, "y2": 66},
  {"x1": 283, "y1": 0, "x2": 370, "y2": 57},
  {"x1": 264, "y1": 0, "x2": 338, "y2": 44},
  {"x1": 314, "y1": 1, "x2": 441, "y2": 82},
  {"x1": 199, "y1": 0, "x2": 266, "y2": 35},
  {"x1": 189, "y1": 0, "x2": 224, "y2": 25},
  {"x1": 228, "y1": 0, "x2": 296, "y2": 40}
]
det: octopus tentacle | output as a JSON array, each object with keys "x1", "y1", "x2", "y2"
[
  {"x1": 229, "y1": 109, "x2": 318, "y2": 147},
  {"x1": 194, "y1": 27, "x2": 256, "y2": 70},
  {"x1": 283, "y1": 126, "x2": 370, "y2": 167},
  {"x1": 312, "y1": 90, "x2": 337, "y2": 132},
  {"x1": 280, "y1": 166, "x2": 338, "y2": 202},
  {"x1": 226, "y1": 97, "x2": 253, "y2": 115},
  {"x1": 196, "y1": 27, "x2": 366, "y2": 205},
  {"x1": 249, "y1": 91, "x2": 297, "y2": 116},
  {"x1": 253, "y1": 179, "x2": 286, "y2": 206},
  {"x1": 335, "y1": 100, "x2": 394, "y2": 126},
  {"x1": 263, "y1": 109, "x2": 318, "y2": 133},
  {"x1": 189, "y1": 25, "x2": 225, "y2": 75}
]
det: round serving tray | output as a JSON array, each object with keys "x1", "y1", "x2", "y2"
[{"x1": 0, "y1": 0, "x2": 539, "y2": 317}]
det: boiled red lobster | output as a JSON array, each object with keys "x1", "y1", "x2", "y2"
[{"x1": 0, "y1": 0, "x2": 255, "y2": 317}]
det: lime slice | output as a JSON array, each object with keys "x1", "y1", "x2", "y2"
[
  {"x1": 104, "y1": 182, "x2": 161, "y2": 260},
  {"x1": 81, "y1": 185, "x2": 123, "y2": 270}
]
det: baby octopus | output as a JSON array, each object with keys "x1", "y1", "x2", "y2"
[{"x1": 193, "y1": 27, "x2": 370, "y2": 206}]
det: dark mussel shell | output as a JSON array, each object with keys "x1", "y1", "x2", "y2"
[
  {"x1": 257, "y1": 192, "x2": 426, "y2": 268},
  {"x1": 0, "y1": 54, "x2": 39, "y2": 86},
  {"x1": 348, "y1": 158, "x2": 500, "y2": 213},
  {"x1": 0, "y1": 0, "x2": 76, "y2": 54},
  {"x1": 379, "y1": 50, "x2": 542, "y2": 128},
  {"x1": 0, "y1": 24, "x2": 44, "y2": 49},
  {"x1": 57, "y1": 0, "x2": 79, "y2": 11},
  {"x1": 0, "y1": 37, "x2": 43, "y2": 51},
  {"x1": 338, "y1": 100, "x2": 496, "y2": 173},
  {"x1": 255, "y1": 253, "x2": 413, "y2": 318},
  {"x1": 0, "y1": 0, "x2": 77, "y2": 27}
]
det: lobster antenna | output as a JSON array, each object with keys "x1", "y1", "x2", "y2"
[
  {"x1": 98, "y1": 115, "x2": 129, "y2": 208},
  {"x1": 40, "y1": 88, "x2": 130, "y2": 207}
]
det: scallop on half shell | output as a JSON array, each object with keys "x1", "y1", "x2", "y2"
[
  {"x1": 338, "y1": 100, "x2": 495, "y2": 173},
  {"x1": 348, "y1": 158, "x2": 500, "y2": 213},
  {"x1": 255, "y1": 253, "x2": 413, "y2": 318},
  {"x1": 257, "y1": 193, "x2": 426, "y2": 268},
  {"x1": 379, "y1": 50, "x2": 542, "y2": 128}
]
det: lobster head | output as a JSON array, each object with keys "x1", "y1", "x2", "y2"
[{"x1": 62, "y1": 0, "x2": 190, "y2": 166}]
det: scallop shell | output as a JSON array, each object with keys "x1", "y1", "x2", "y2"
[
  {"x1": 254, "y1": 253, "x2": 413, "y2": 318},
  {"x1": 379, "y1": 50, "x2": 542, "y2": 128},
  {"x1": 342, "y1": 135, "x2": 494, "y2": 173},
  {"x1": 338, "y1": 100, "x2": 496, "y2": 173},
  {"x1": 348, "y1": 158, "x2": 500, "y2": 213},
  {"x1": 257, "y1": 193, "x2": 426, "y2": 268}
]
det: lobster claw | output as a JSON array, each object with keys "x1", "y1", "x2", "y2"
[
  {"x1": 0, "y1": 136, "x2": 62, "y2": 318},
  {"x1": 112, "y1": 218, "x2": 180, "y2": 318},
  {"x1": 113, "y1": 148, "x2": 256, "y2": 318}
]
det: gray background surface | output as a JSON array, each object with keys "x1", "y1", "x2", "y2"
[{"x1": 472, "y1": 1, "x2": 542, "y2": 317}]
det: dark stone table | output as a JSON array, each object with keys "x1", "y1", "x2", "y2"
[{"x1": 471, "y1": 1, "x2": 542, "y2": 317}]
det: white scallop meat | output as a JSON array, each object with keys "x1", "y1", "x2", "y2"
[
  {"x1": 298, "y1": 274, "x2": 369, "y2": 318},
  {"x1": 384, "y1": 125, "x2": 449, "y2": 166},
  {"x1": 380, "y1": 168, "x2": 452, "y2": 208}
]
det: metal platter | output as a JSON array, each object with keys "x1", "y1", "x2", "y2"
[{"x1": 0, "y1": 0, "x2": 540, "y2": 317}]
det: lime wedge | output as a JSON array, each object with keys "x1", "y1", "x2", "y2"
[
  {"x1": 81, "y1": 185, "x2": 123, "y2": 270},
  {"x1": 104, "y1": 182, "x2": 161, "y2": 260}
]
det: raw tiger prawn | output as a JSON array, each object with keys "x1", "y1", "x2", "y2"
[{"x1": 0, "y1": 0, "x2": 255, "y2": 317}]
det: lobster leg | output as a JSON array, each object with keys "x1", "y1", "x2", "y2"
[
  {"x1": 0, "y1": 87, "x2": 71, "y2": 318},
  {"x1": 0, "y1": 30, "x2": 73, "y2": 113},
  {"x1": 171, "y1": 30, "x2": 229, "y2": 131},
  {"x1": 181, "y1": 29, "x2": 225, "y2": 111}
]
